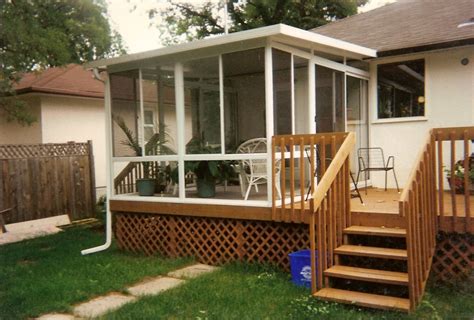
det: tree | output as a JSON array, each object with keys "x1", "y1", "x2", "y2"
[
  {"x1": 150, "y1": 0, "x2": 368, "y2": 45},
  {"x1": 0, "y1": 0, "x2": 126, "y2": 125}
]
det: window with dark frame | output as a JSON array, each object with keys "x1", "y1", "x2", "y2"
[{"x1": 377, "y1": 59, "x2": 425, "y2": 119}]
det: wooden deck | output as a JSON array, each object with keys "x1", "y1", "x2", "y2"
[{"x1": 352, "y1": 187, "x2": 474, "y2": 217}]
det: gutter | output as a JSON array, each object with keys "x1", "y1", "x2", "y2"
[{"x1": 81, "y1": 68, "x2": 113, "y2": 255}]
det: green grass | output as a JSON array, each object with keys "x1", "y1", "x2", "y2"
[
  {"x1": 104, "y1": 263, "x2": 474, "y2": 320},
  {"x1": 0, "y1": 225, "x2": 192, "y2": 319}
]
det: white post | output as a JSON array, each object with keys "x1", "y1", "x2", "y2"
[
  {"x1": 309, "y1": 56, "x2": 316, "y2": 133},
  {"x1": 138, "y1": 69, "x2": 145, "y2": 154},
  {"x1": 175, "y1": 63, "x2": 186, "y2": 200},
  {"x1": 219, "y1": 55, "x2": 225, "y2": 154},
  {"x1": 265, "y1": 44, "x2": 274, "y2": 205}
]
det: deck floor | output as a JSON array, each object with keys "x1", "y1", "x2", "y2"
[{"x1": 352, "y1": 188, "x2": 473, "y2": 217}]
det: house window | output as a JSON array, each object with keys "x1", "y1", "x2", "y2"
[{"x1": 377, "y1": 59, "x2": 425, "y2": 119}]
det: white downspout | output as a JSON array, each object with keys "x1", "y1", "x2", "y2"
[{"x1": 82, "y1": 68, "x2": 112, "y2": 255}]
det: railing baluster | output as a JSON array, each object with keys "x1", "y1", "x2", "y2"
[
  {"x1": 450, "y1": 132, "x2": 457, "y2": 231},
  {"x1": 463, "y1": 131, "x2": 470, "y2": 233},
  {"x1": 299, "y1": 137, "x2": 305, "y2": 222},
  {"x1": 280, "y1": 137, "x2": 286, "y2": 222},
  {"x1": 437, "y1": 133, "x2": 444, "y2": 219},
  {"x1": 289, "y1": 137, "x2": 295, "y2": 222},
  {"x1": 271, "y1": 137, "x2": 277, "y2": 221}
]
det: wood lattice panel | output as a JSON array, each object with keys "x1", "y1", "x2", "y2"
[
  {"x1": 0, "y1": 142, "x2": 89, "y2": 159},
  {"x1": 115, "y1": 212, "x2": 310, "y2": 270},
  {"x1": 432, "y1": 232, "x2": 473, "y2": 282}
]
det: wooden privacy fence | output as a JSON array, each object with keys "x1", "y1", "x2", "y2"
[{"x1": 0, "y1": 141, "x2": 96, "y2": 224}]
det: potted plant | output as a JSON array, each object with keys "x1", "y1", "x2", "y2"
[
  {"x1": 114, "y1": 115, "x2": 172, "y2": 196},
  {"x1": 445, "y1": 156, "x2": 474, "y2": 195},
  {"x1": 174, "y1": 137, "x2": 236, "y2": 198}
]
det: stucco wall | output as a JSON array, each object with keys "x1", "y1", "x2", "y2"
[
  {"x1": 368, "y1": 46, "x2": 474, "y2": 189},
  {"x1": 0, "y1": 95, "x2": 42, "y2": 144},
  {"x1": 40, "y1": 95, "x2": 106, "y2": 193}
]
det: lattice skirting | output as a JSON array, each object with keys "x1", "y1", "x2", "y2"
[
  {"x1": 114, "y1": 212, "x2": 310, "y2": 270},
  {"x1": 432, "y1": 232, "x2": 474, "y2": 283}
]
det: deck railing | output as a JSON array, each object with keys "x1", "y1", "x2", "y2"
[
  {"x1": 114, "y1": 161, "x2": 164, "y2": 195},
  {"x1": 399, "y1": 126, "x2": 473, "y2": 310},
  {"x1": 271, "y1": 132, "x2": 349, "y2": 223},
  {"x1": 272, "y1": 132, "x2": 355, "y2": 292}
]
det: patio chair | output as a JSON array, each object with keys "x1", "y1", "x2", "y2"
[
  {"x1": 236, "y1": 138, "x2": 282, "y2": 200},
  {"x1": 356, "y1": 147, "x2": 400, "y2": 194}
]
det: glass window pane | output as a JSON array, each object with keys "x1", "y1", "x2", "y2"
[
  {"x1": 183, "y1": 57, "x2": 221, "y2": 154},
  {"x1": 223, "y1": 48, "x2": 266, "y2": 153},
  {"x1": 272, "y1": 49, "x2": 292, "y2": 135},
  {"x1": 141, "y1": 66, "x2": 177, "y2": 155},
  {"x1": 110, "y1": 70, "x2": 140, "y2": 157},
  {"x1": 377, "y1": 59, "x2": 425, "y2": 118}
]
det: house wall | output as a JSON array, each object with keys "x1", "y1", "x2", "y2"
[
  {"x1": 368, "y1": 46, "x2": 474, "y2": 189},
  {"x1": 40, "y1": 95, "x2": 107, "y2": 195},
  {"x1": 0, "y1": 95, "x2": 42, "y2": 144}
]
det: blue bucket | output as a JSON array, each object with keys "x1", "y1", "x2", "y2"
[{"x1": 288, "y1": 249, "x2": 317, "y2": 288}]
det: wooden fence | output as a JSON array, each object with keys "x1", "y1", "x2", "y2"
[{"x1": 0, "y1": 141, "x2": 96, "y2": 224}]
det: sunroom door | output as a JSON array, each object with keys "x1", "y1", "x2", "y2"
[{"x1": 315, "y1": 65, "x2": 345, "y2": 133}]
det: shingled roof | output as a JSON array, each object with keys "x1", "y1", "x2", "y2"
[
  {"x1": 312, "y1": 0, "x2": 474, "y2": 56},
  {"x1": 15, "y1": 64, "x2": 104, "y2": 98}
]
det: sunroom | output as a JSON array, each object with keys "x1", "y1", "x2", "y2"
[{"x1": 90, "y1": 24, "x2": 375, "y2": 210}]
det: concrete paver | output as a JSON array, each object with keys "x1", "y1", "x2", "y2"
[
  {"x1": 73, "y1": 293, "x2": 136, "y2": 318},
  {"x1": 167, "y1": 263, "x2": 220, "y2": 279},
  {"x1": 127, "y1": 277, "x2": 184, "y2": 297}
]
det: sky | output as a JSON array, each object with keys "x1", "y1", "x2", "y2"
[{"x1": 107, "y1": 0, "x2": 396, "y2": 54}]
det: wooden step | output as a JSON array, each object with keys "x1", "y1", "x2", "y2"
[
  {"x1": 314, "y1": 288, "x2": 410, "y2": 312},
  {"x1": 335, "y1": 245, "x2": 407, "y2": 260},
  {"x1": 344, "y1": 226, "x2": 406, "y2": 237},
  {"x1": 324, "y1": 265, "x2": 408, "y2": 285}
]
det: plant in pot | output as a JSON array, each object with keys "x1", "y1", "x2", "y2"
[
  {"x1": 173, "y1": 137, "x2": 236, "y2": 198},
  {"x1": 445, "y1": 156, "x2": 474, "y2": 195},
  {"x1": 114, "y1": 115, "x2": 172, "y2": 196}
]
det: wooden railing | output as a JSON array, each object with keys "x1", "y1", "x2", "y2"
[
  {"x1": 272, "y1": 132, "x2": 355, "y2": 293},
  {"x1": 399, "y1": 126, "x2": 473, "y2": 311},
  {"x1": 271, "y1": 132, "x2": 349, "y2": 223},
  {"x1": 114, "y1": 161, "x2": 166, "y2": 195}
]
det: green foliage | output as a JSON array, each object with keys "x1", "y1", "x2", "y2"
[
  {"x1": 149, "y1": 0, "x2": 368, "y2": 45},
  {"x1": 0, "y1": 0, "x2": 126, "y2": 125},
  {"x1": 0, "y1": 226, "x2": 191, "y2": 319}
]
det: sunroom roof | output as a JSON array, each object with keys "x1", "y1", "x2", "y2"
[{"x1": 87, "y1": 24, "x2": 376, "y2": 69}]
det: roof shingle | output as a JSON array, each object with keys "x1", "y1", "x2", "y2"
[{"x1": 312, "y1": 0, "x2": 474, "y2": 55}]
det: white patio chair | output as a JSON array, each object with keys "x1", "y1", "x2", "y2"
[{"x1": 236, "y1": 138, "x2": 282, "y2": 200}]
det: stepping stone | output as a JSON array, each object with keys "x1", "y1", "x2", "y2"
[
  {"x1": 36, "y1": 314, "x2": 75, "y2": 320},
  {"x1": 127, "y1": 277, "x2": 184, "y2": 297},
  {"x1": 167, "y1": 264, "x2": 219, "y2": 279},
  {"x1": 73, "y1": 293, "x2": 136, "y2": 318}
]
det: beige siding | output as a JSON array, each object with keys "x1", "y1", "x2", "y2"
[
  {"x1": 40, "y1": 95, "x2": 106, "y2": 191},
  {"x1": 369, "y1": 46, "x2": 474, "y2": 189}
]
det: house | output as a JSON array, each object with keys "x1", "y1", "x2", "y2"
[
  {"x1": 84, "y1": 0, "x2": 473, "y2": 312},
  {"x1": 0, "y1": 64, "x2": 107, "y2": 195}
]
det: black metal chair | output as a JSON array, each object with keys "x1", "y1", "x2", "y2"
[{"x1": 356, "y1": 147, "x2": 400, "y2": 194}]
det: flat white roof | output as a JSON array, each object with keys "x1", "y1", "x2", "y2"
[{"x1": 87, "y1": 24, "x2": 376, "y2": 69}]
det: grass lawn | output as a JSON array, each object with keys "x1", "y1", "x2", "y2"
[
  {"x1": 105, "y1": 263, "x2": 474, "y2": 320},
  {"x1": 0, "y1": 225, "x2": 192, "y2": 319}
]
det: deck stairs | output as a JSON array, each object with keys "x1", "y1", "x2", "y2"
[{"x1": 314, "y1": 222, "x2": 411, "y2": 312}]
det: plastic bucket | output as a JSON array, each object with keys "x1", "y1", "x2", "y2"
[{"x1": 288, "y1": 249, "x2": 317, "y2": 288}]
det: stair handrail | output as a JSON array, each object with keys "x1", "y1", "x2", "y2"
[
  {"x1": 398, "y1": 129, "x2": 437, "y2": 311},
  {"x1": 309, "y1": 132, "x2": 355, "y2": 294}
]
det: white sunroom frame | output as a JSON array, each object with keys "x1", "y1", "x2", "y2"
[{"x1": 95, "y1": 24, "x2": 375, "y2": 208}]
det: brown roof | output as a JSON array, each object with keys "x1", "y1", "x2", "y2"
[
  {"x1": 15, "y1": 64, "x2": 104, "y2": 98},
  {"x1": 312, "y1": 0, "x2": 474, "y2": 56}
]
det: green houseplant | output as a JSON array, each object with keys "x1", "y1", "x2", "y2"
[
  {"x1": 114, "y1": 115, "x2": 172, "y2": 196},
  {"x1": 174, "y1": 137, "x2": 235, "y2": 198}
]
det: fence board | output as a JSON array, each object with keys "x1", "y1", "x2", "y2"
[{"x1": 0, "y1": 142, "x2": 95, "y2": 223}]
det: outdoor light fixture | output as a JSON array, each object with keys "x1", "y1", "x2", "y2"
[
  {"x1": 457, "y1": 17, "x2": 474, "y2": 28},
  {"x1": 417, "y1": 96, "x2": 425, "y2": 104}
]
